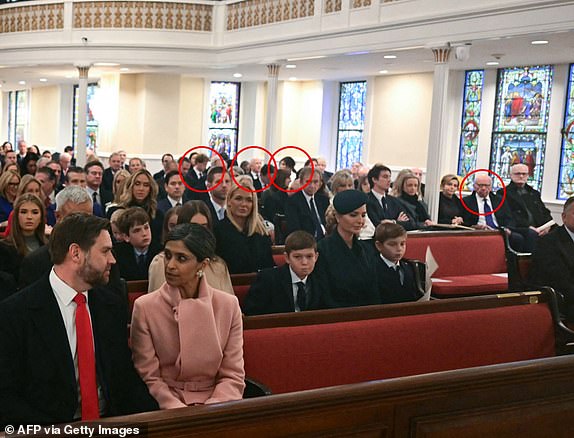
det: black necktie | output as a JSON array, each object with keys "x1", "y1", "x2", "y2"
[
  {"x1": 296, "y1": 281, "x2": 307, "y2": 311},
  {"x1": 92, "y1": 191, "x2": 99, "y2": 206},
  {"x1": 309, "y1": 197, "x2": 324, "y2": 239},
  {"x1": 137, "y1": 254, "x2": 146, "y2": 273},
  {"x1": 381, "y1": 196, "x2": 388, "y2": 213},
  {"x1": 393, "y1": 265, "x2": 403, "y2": 286}
]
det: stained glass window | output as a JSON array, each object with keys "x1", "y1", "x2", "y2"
[
  {"x1": 490, "y1": 65, "x2": 553, "y2": 191},
  {"x1": 336, "y1": 81, "x2": 366, "y2": 170},
  {"x1": 208, "y1": 82, "x2": 240, "y2": 157},
  {"x1": 7, "y1": 90, "x2": 28, "y2": 146},
  {"x1": 73, "y1": 83, "x2": 100, "y2": 152},
  {"x1": 558, "y1": 64, "x2": 574, "y2": 200},
  {"x1": 457, "y1": 70, "x2": 484, "y2": 190}
]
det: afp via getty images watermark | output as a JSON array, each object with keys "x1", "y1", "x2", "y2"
[{"x1": 4, "y1": 423, "x2": 146, "y2": 438}]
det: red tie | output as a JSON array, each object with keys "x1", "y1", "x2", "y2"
[{"x1": 73, "y1": 293, "x2": 100, "y2": 420}]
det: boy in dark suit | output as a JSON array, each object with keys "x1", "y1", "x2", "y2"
[
  {"x1": 113, "y1": 207, "x2": 161, "y2": 281},
  {"x1": 374, "y1": 223, "x2": 422, "y2": 304},
  {"x1": 244, "y1": 231, "x2": 324, "y2": 315}
]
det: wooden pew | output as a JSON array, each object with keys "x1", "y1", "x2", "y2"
[
  {"x1": 86, "y1": 355, "x2": 574, "y2": 438},
  {"x1": 230, "y1": 273, "x2": 258, "y2": 308},
  {"x1": 241, "y1": 290, "x2": 574, "y2": 395},
  {"x1": 271, "y1": 245, "x2": 286, "y2": 266},
  {"x1": 125, "y1": 279, "x2": 149, "y2": 316}
]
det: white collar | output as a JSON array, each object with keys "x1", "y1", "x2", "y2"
[
  {"x1": 49, "y1": 267, "x2": 87, "y2": 306},
  {"x1": 380, "y1": 254, "x2": 400, "y2": 269},
  {"x1": 289, "y1": 266, "x2": 308, "y2": 284}
]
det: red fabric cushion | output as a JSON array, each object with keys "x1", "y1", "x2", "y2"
[
  {"x1": 234, "y1": 285, "x2": 250, "y2": 308},
  {"x1": 243, "y1": 304, "x2": 554, "y2": 394},
  {"x1": 273, "y1": 253, "x2": 286, "y2": 267},
  {"x1": 128, "y1": 292, "x2": 146, "y2": 314},
  {"x1": 432, "y1": 274, "x2": 508, "y2": 296},
  {"x1": 405, "y1": 234, "x2": 507, "y2": 277}
]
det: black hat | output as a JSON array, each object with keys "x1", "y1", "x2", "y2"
[{"x1": 333, "y1": 190, "x2": 368, "y2": 215}]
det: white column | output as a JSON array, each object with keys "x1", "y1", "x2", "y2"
[
  {"x1": 265, "y1": 64, "x2": 280, "y2": 151},
  {"x1": 425, "y1": 46, "x2": 451, "y2": 221},
  {"x1": 75, "y1": 64, "x2": 91, "y2": 167}
]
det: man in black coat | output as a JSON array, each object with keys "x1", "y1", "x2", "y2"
[
  {"x1": 529, "y1": 197, "x2": 574, "y2": 322},
  {"x1": 498, "y1": 164, "x2": 554, "y2": 233},
  {"x1": 285, "y1": 166, "x2": 329, "y2": 239},
  {"x1": 0, "y1": 214, "x2": 158, "y2": 426},
  {"x1": 102, "y1": 152, "x2": 124, "y2": 193},
  {"x1": 366, "y1": 164, "x2": 416, "y2": 230},
  {"x1": 243, "y1": 231, "x2": 324, "y2": 315},
  {"x1": 462, "y1": 172, "x2": 537, "y2": 253}
]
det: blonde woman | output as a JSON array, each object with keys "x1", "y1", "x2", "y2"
[
  {"x1": 109, "y1": 169, "x2": 163, "y2": 245},
  {"x1": 105, "y1": 169, "x2": 131, "y2": 212},
  {"x1": 214, "y1": 179, "x2": 274, "y2": 274},
  {"x1": 0, "y1": 170, "x2": 21, "y2": 225},
  {"x1": 393, "y1": 171, "x2": 435, "y2": 229}
]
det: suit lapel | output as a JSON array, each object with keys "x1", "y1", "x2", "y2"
[
  {"x1": 28, "y1": 276, "x2": 77, "y2": 394},
  {"x1": 279, "y1": 265, "x2": 296, "y2": 311}
]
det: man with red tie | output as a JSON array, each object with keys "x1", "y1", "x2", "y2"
[{"x1": 0, "y1": 214, "x2": 158, "y2": 426}]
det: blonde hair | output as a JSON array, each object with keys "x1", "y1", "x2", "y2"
[
  {"x1": 0, "y1": 170, "x2": 21, "y2": 200},
  {"x1": 330, "y1": 170, "x2": 354, "y2": 195},
  {"x1": 391, "y1": 170, "x2": 419, "y2": 198},
  {"x1": 17, "y1": 175, "x2": 44, "y2": 200},
  {"x1": 112, "y1": 169, "x2": 131, "y2": 202},
  {"x1": 226, "y1": 177, "x2": 268, "y2": 237},
  {"x1": 118, "y1": 169, "x2": 158, "y2": 219},
  {"x1": 440, "y1": 174, "x2": 460, "y2": 188}
]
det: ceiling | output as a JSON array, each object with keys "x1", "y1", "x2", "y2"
[{"x1": 0, "y1": 29, "x2": 573, "y2": 90}]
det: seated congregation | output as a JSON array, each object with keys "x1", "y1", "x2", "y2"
[{"x1": 0, "y1": 142, "x2": 573, "y2": 429}]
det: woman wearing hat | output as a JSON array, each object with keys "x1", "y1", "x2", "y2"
[{"x1": 314, "y1": 190, "x2": 380, "y2": 308}]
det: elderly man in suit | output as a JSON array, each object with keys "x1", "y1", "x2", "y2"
[
  {"x1": 285, "y1": 166, "x2": 329, "y2": 240},
  {"x1": 0, "y1": 214, "x2": 158, "y2": 426},
  {"x1": 499, "y1": 163, "x2": 554, "y2": 235},
  {"x1": 462, "y1": 172, "x2": 537, "y2": 252},
  {"x1": 529, "y1": 197, "x2": 574, "y2": 324}
]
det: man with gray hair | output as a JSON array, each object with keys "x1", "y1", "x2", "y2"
[
  {"x1": 18, "y1": 187, "x2": 123, "y2": 296},
  {"x1": 529, "y1": 197, "x2": 574, "y2": 325}
]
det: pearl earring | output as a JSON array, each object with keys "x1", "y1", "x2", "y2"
[{"x1": 197, "y1": 270, "x2": 204, "y2": 278}]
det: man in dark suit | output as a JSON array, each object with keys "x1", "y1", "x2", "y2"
[
  {"x1": 285, "y1": 166, "x2": 329, "y2": 240},
  {"x1": 153, "y1": 153, "x2": 175, "y2": 200},
  {"x1": 462, "y1": 172, "x2": 537, "y2": 252},
  {"x1": 499, "y1": 164, "x2": 554, "y2": 234},
  {"x1": 244, "y1": 231, "x2": 323, "y2": 315},
  {"x1": 18, "y1": 186, "x2": 124, "y2": 297},
  {"x1": 157, "y1": 170, "x2": 185, "y2": 215},
  {"x1": 316, "y1": 157, "x2": 333, "y2": 186},
  {"x1": 0, "y1": 214, "x2": 158, "y2": 426},
  {"x1": 204, "y1": 166, "x2": 231, "y2": 222},
  {"x1": 85, "y1": 161, "x2": 113, "y2": 217},
  {"x1": 102, "y1": 152, "x2": 124, "y2": 193},
  {"x1": 249, "y1": 157, "x2": 263, "y2": 191},
  {"x1": 184, "y1": 153, "x2": 209, "y2": 200},
  {"x1": 366, "y1": 164, "x2": 416, "y2": 231},
  {"x1": 529, "y1": 197, "x2": 574, "y2": 323}
]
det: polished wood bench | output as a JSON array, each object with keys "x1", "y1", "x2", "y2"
[{"x1": 86, "y1": 354, "x2": 574, "y2": 438}]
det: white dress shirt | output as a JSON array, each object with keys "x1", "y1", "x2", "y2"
[
  {"x1": 289, "y1": 266, "x2": 308, "y2": 312},
  {"x1": 474, "y1": 193, "x2": 498, "y2": 227}
]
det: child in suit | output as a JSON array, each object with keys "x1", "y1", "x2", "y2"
[
  {"x1": 374, "y1": 222, "x2": 422, "y2": 304},
  {"x1": 244, "y1": 231, "x2": 324, "y2": 315},
  {"x1": 114, "y1": 207, "x2": 161, "y2": 281}
]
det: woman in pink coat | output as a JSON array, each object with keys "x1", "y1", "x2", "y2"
[{"x1": 131, "y1": 223, "x2": 245, "y2": 408}]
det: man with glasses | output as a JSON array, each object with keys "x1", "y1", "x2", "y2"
[
  {"x1": 498, "y1": 163, "x2": 554, "y2": 236},
  {"x1": 463, "y1": 172, "x2": 537, "y2": 252}
]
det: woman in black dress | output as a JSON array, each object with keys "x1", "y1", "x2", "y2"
[
  {"x1": 315, "y1": 190, "x2": 380, "y2": 308},
  {"x1": 214, "y1": 178, "x2": 274, "y2": 274},
  {"x1": 393, "y1": 172, "x2": 435, "y2": 229},
  {"x1": 438, "y1": 174, "x2": 466, "y2": 225}
]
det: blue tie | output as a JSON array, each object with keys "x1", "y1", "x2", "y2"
[{"x1": 483, "y1": 199, "x2": 497, "y2": 228}]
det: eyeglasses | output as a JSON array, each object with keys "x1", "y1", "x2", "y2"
[
  {"x1": 512, "y1": 172, "x2": 528, "y2": 176},
  {"x1": 8, "y1": 182, "x2": 19, "y2": 187}
]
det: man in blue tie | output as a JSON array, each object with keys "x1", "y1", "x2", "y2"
[{"x1": 462, "y1": 172, "x2": 537, "y2": 252}]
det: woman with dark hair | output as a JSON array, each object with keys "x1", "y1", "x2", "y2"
[
  {"x1": 19, "y1": 152, "x2": 39, "y2": 176},
  {"x1": 438, "y1": 174, "x2": 466, "y2": 225},
  {"x1": 148, "y1": 201, "x2": 233, "y2": 293},
  {"x1": 315, "y1": 190, "x2": 380, "y2": 308},
  {"x1": 215, "y1": 179, "x2": 274, "y2": 274},
  {"x1": 131, "y1": 223, "x2": 245, "y2": 409}
]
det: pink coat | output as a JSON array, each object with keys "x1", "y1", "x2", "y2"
[{"x1": 130, "y1": 278, "x2": 245, "y2": 409}]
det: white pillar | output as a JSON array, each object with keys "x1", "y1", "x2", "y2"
[
  {"x1": 75, "y1": 64, "x2": 91, "y2": 167},
  {"x1": 265, "y1": 64, "x2": 280, "y2": 151},
  {"x1": 425, "y1": 46, "x2": 451, "y2": 221}
]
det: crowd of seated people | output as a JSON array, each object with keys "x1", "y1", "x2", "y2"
[{"x1": 1, "y1": 137, "x2": 573, "y2": 426}]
